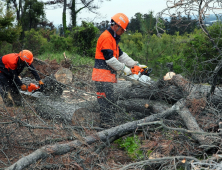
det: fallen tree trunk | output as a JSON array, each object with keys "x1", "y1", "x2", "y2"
[
  {"x1": 117, "y1": 99, "x2": 171, "y2": 115},
  {"x1": 175, "y1": 99, "x2": 211, "y2": 145},
  {"x1": 35, "y1": 98, "x2": 171, "y2": 126},
  {"x1": 115, "y1": 79, "x2": 184, "y2": 102},
  {"x1": 118, "y1": 74, "x2": 222, "y2": 108}
]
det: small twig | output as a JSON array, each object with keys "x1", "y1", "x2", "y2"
[
  {"x1": 138, "y1": 119, "x2": 221, "y2": 136},
  {"x1": 63, "y1": 52, "x2": 67, "y2": 62},
  {"x1": 120, "y1": 156, "x2": 199, "y2": 170}
]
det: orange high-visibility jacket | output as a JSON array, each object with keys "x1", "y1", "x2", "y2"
[
  {"x1": 0, "y1": 53, "x2": 40, "y2": 86},
  {"x1": 92, "y1": 27, "x2": 123, "y2": 83}
]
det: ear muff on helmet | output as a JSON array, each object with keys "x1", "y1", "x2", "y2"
[
  {"x1": 111, "y1": 13, "x2": 129, "y2": 31},
  {"x1": 18, "y1": 50, "x2": 33, "y2": 65}
]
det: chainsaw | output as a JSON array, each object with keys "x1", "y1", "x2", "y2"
[
  {"x1": 27, "y1": 83, "x2": 44, "y2": 93},
  {"x1": 127, "y1": 65, "x2": 153, "y2": 84}
]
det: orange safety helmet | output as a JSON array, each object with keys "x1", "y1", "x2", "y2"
[
  {"x1": 18, "y1": 50, "x2": 33, "y2": 65},
  {"x1": 111, "y1": 13, "x2": 129, "y2": 31}
]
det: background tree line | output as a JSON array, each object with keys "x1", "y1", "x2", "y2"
[{"x1": 95, "y1": 11, "x2": 198, "y2": 35}]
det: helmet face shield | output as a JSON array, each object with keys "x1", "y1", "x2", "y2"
[{"x1": 19, "y1": 50, "x2": 33, "y2": 65}]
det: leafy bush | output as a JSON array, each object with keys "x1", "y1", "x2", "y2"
[
  {"x1": 0, "y1": 41, "x2": 13, "y2": 56},
  {"x1": 119, "y1": 31, "x2": 143, "y2": 58},
  {"x1": 207, "y1": 21, "x2": 222, "y2": 50},
  {"x1": 0, "y1": 2, "x2": 21, "y2": 44},
  {"x1": 181, "y1": 26, "x2": 222, "y2": 81},
  {"x1": 48, "y1": 35, "x2": 72, "y2": 53},
  {"x1": 38, "y1": 28, "x2": 56, "y2": 41},
  {"x1": 115, "y1": 135, "x2": 144, "y2": 160},
  {"x1": 70, "y1": 21, "x2": 99, "y2": 57},
  {"x1": 23, "y1": 29, "x2": 48, "y2": 56}
]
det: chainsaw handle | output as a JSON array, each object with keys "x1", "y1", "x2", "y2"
[
  {"x1": 38, "y1": 84, "x2": 44, "y2": 92},
  {"x1": 147, "y1": 68, "x2": 152, "y2": 76}
]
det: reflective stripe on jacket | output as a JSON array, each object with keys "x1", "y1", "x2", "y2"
[{"x1": 92, "y1": 27, "x2": 122, "y2": 83}]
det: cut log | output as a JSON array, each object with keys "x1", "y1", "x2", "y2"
[
  {"x1": 163, "y1": 72, "x2": 176, "y2": 81},
  {"x1": 54, "y1": 67, "x2": 73, "y2": 85},
  {"x1": 169, "y1": 74, "x2": 222, "y2": 108},
  {"x1": 117, "y1": 74, "x2": 222, "y2": 107},
  {"x1": 35, "y1": 99, "x2": 100, "y2": 125},
  {"x1": 117, "y1": 99, "x2": 170, "y2": 115},
  {"x1": 116, "y1": 81, "x2": 184, "y2": 102},
  {"x1": 33, "y1": 80, "x2": 171, "y2": 126},
  {"x1": 176, "y1": 99, "x2": 211, "y2": 145},
  {"x1": 35, "y1": 97, "x2": 172, "y2": 126}
]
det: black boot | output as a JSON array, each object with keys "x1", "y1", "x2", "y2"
[{"x1": 10, "y1": 89, "x2": 23, "y2": 107}]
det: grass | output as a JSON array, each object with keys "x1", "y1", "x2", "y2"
[{"x1": 37, "y1": 51, "x2": 95, "y2": 67}]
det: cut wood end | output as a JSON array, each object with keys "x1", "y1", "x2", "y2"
[
  {"x1": 163, "y1": 72, "x2": 176, "y2": 81},
  {"x1": 63, "y1": 52, "x2": 67, "y2": 60},
  {"x1": 181, "y1": 159, "x2": 186, "y2": 163},
  {"x1": 118, "y1": 78, "x2": 126, "y2": 81},
  {"x1": 145, "y1": 104, "x2": 149, "y2": 108}
]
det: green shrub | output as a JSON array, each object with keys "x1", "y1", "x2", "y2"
[
  {"x1": 0, "y1": 26, "x2": 22, "y2": 44},
  {"x1": 119, "y1": 31, "x2": 143, "y2": 58},
  {"x1": 23, "y1": 28, "x2": 48, "y2": 56},
  {"x1": 0, "y1": 1, "x2": 21, "y2": 46},
  {"x1": 0, "y1": 41, "x2": 13, "y2": 56},
  {"x1": 70, "y1": 21, "x2": 99, "y2": 57},
  {"x1": 207, "y1": 21, "x2": 222, "y2": 46},
  {"x1": 48, "y1": 35, "x2": 72, "y2": 53},
  {"x1": 38, "y1": 28, "x2": 56, "y2": 41},
  {"x1": 182, "y1": 28, "x2": 220, "y2": 80},
  {"x1": 115, "y1": 135, "x2": 144, "y2": 160}
]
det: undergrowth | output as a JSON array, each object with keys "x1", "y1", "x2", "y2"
[
  {"x1": 115, "y1": 135, "x2": 144, "y2": 160},
  {"x1": 37, "y1": 51, "x2": 95, "y2": 67}
]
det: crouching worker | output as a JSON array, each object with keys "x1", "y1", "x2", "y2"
[
  {"x1": 92, "y1": 13, "x2": 147, "y2": 128},
  {"x1": 0, "y1": 50, "x2": 44, "y2": 107}
]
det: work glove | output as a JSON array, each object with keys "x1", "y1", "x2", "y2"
[
  {"x1": 137, "y1": 64, "x2": 148, "y2": 69},
  {"x1": 39, "y1": 80, "x2": 44, "y2": 85},
  {"x1": 123, "y1": 66, "x2": 131, "y2": 76},
  {"x1": 39, "y1": 80, "x2": 44, "y2": 92},
  {"x1": 21, "y1": 84, "x2": 27, "y2": 91}
]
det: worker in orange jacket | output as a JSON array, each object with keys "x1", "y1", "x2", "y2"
[
  {"x1": 92, "y1": 13, "x2": 147, "y2": 127},
  {"x1": 0, "y1": 50, "x2": 44, "y2": 107}
]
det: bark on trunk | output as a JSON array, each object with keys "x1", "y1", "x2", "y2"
[
  {"x1": 117, "y1": 99, "x2": 170, "y2": 114},
  {"x1": 116, "y1": 79, "x2": 184, "y2": 102},
  {"x1": 35, "y1": 98, "x2": 171, "y2": 126},
  {"x1": 176, "y1": 99, "x2": 210, "y2": 145}
]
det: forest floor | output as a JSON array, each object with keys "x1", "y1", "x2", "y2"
[
  {"x1": 1, "y1": 58, "x2": 216, "y2": 170},
  {"x1": 0, "y1": 58, "x2": 136, "y2": 170}
]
